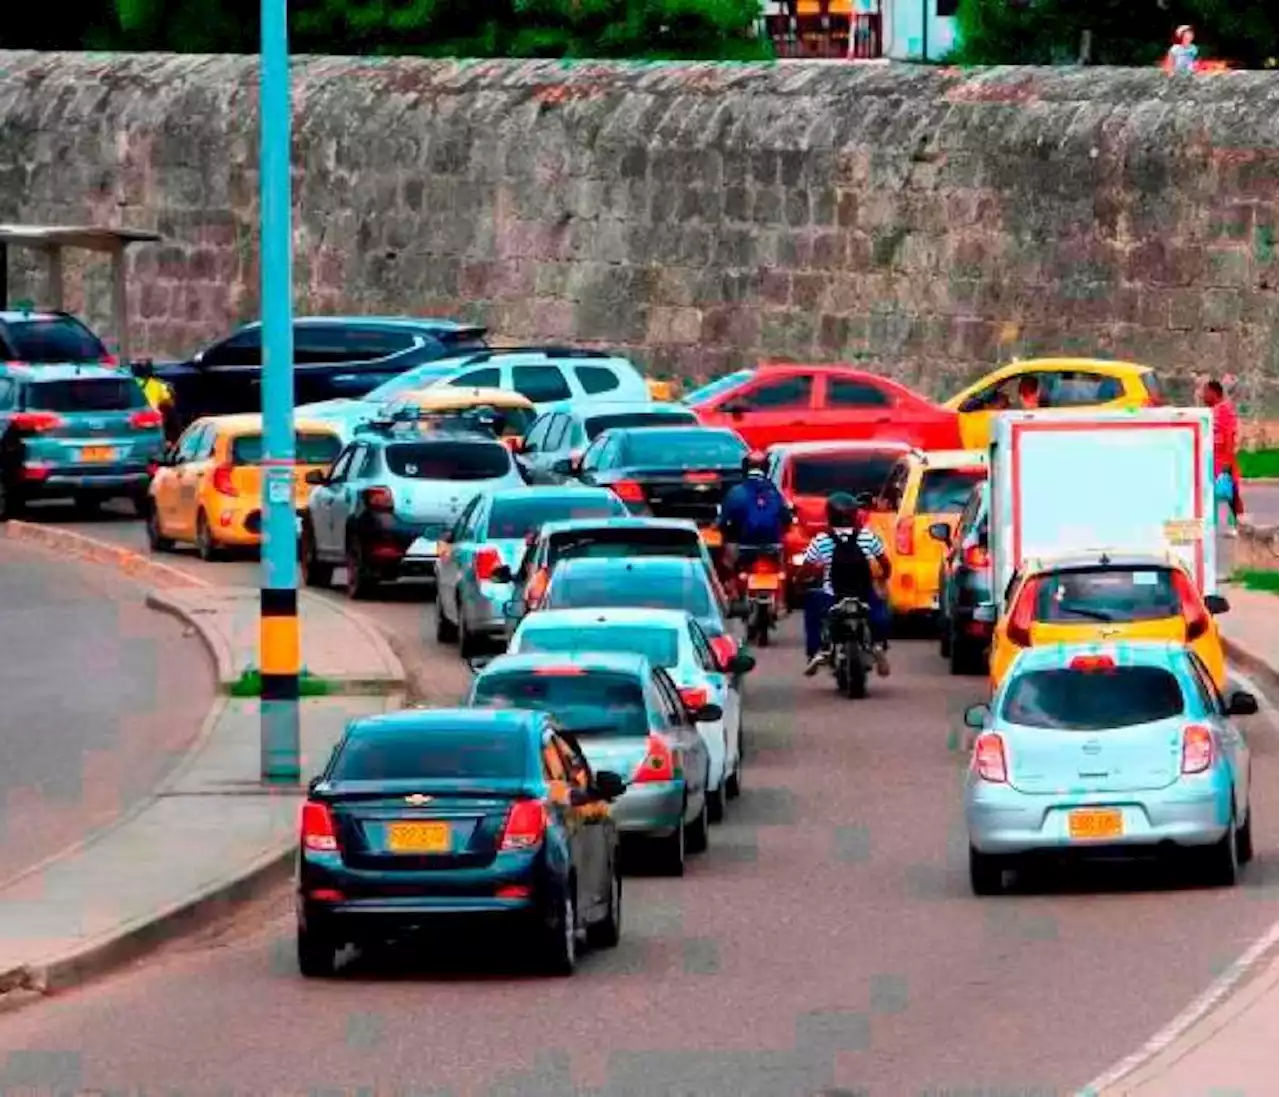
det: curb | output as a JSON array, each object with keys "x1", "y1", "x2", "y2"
[
  {"x1": 2, "y1": 520, "x2": 208, "y2": 589},
  {"x1": 1224, "y1": 636, "x2": 1279, "y2": 706}
]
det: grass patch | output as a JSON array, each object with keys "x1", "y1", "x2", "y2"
[
  {"x1": 1229, "y1": 568, "x2": 1279, "y2": 595},
  {"x1": 229, "y1": 668, "x2": 335, "y2": 698},
  {"x1": 1237, "y1": 448, "x2": 1278, "y2": 480}
]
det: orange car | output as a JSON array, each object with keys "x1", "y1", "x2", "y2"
[{"x1": 145, "y1": 414, "x2": 343, "y2": 560}]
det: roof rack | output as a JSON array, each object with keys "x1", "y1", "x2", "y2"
[
  {"x1": 462, "y1": 345, "x2": 614, "y2": 362},
  {"x1": 358, "y1": 403, "x2": 507, "y2": 439}
]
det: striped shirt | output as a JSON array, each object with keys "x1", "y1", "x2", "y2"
[{"x1": 803, "y1": 528, "x2": 885, "y2": 596}]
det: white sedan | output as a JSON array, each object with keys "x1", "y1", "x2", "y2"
[{"x1": 506, "y1": 606, "x2": 754, "y2": 821}]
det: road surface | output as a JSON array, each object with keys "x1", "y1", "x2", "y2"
[
  {"x1": 0, "y1": 537, "x2": 214, "y2": 884},
  {"x1": 1242, "y1": 482, "x2": 1277, "y2": 527},
  {"x1": 0, "y1": 506, "x2": 1273, "y2": 1095}
]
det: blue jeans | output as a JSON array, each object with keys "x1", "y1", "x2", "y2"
[{"x1": 803, "y1": 588, "x2": 889, "y2": 658}]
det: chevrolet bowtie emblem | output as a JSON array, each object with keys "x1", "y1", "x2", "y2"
[{"x1": 404, "y1": 794, "x2": 433, "y2": 805}]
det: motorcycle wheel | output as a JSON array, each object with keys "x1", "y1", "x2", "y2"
[
  {"x1": 842, "y1": 641, "x2": 868, "y2": 699},
  {"x1": 751, "y1": 604, "x2": 771, "y2": 647}
]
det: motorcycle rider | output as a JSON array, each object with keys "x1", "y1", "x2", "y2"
[
  {"x1": 717, "y1": 450, "x2": 792, "y2": 598},
  {"x1": 800, "y1": 491, "x2": 892, "y2": 678}
]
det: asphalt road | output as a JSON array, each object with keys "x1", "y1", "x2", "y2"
[
  {"x1": 0, "y1": 505, "x2": 1274, "y2": 1095},
  {"x1": 0, "y1": 537, "x2": 214, "y2": 884},
  {"x1": 1241, "y1": 482, "x2": 1277, "y2": 527}
]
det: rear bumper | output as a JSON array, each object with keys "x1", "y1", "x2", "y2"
[
  {"x1": 21, "y1": 466, "x2": 151, "y2": 497},
  {"x1": 612, "y1": 781, "x2": 686, "y2": 837},
  {"x1": 356, "y1": 514, "x2": 443, "y2": 576},
  {"x1": 889, "y1": 561, "x2": 942, "y2": 614}
]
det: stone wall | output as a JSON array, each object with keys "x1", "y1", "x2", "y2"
[{"x1": 0, "y1": 52, "x2": 1276, "y2": 411}]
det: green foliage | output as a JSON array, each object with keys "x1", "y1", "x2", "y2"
[
  {"x1": 1237, "y1": 449, "x2": 1279, "y2": 480},
  {"x1": 1230, "y1": 568, "x2": 1280, "y2": 595}
]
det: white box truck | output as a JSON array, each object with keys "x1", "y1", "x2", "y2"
[{"x1": 987, "y1": 407, "x2": 1217, "y2": 611}]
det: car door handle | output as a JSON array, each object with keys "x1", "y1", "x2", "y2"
[{"x1": 875, "y1": 415, "x2": 892, "y2": 423}]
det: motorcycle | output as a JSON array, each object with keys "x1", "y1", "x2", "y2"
[
  {"x1": 826, "y1": 597, "x2": 876, "y2": 699},
  {"x1": 738, "y1": 546, "x2": 784, "y2": 647}
]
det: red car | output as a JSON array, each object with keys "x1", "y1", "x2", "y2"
[{"x1": 686, "y1": 363, "x2": 962, "y2": 453}]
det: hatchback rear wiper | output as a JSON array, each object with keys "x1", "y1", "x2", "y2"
[{"x1": 1056, "y1": 603, "x2": 1116, "y2": 622}]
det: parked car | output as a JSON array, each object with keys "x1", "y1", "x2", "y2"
[
  {"x1": 0, "y1": 363, "x2": 165, "y2": 519},
  {"x1": 466, "y1": 652, "x2": 715, "y2": 875},
  {"x1": 423, "y1": 348, "x2": 651, "y2": 409},
  {"x1": 0, "y1": 310, "x2": 114, "y2": 366},
  {"x1": 686, "y1": 363, "x2": 962, "y2": 452},
  {"x1": 963, "y1": 642, "x2": 1256, "y2": 894},
  {"x1": 296, "y1": 707, "x2": 625, "y2": 977},
  {"x1": 300, "y1": 430, "x2": 525, "y2": 597},
  {"x1": 931, "y1": 480, "x2": 993, "y2": 675},
  {"x1": 433, "y1": 485, "x2": 629, "y2": 656},
  {"x1": 153, "y1": 317, "x2": 489, "y2": 427},
  {"x1": 148, "y1": 414, "x2": 341, "y2": 559},
  {"x1": 518, "y1": 401, "x2": 699, "y2": 484}
]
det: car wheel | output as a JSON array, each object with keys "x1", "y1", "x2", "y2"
[
  {"x1": 145, "y1": 500, "x2": 174, "y2": 552},
  {"x1": 541, "y1": 890, "x2": 577, "y2": 976},
  {"x1": 685, "y1": 793, "x2": 710, "y2": 854},
  {"x1": 458, "y1": 600, "x2": 482, "y2": 658},
  {"x1": 344, "y1": 539, "x2": 374, "y2": 600},
  {"x1": 725, "y1": 756, "x2": 742, "y2": 800},
  {"x1": 968, "y1": 846, "x2": 1006, "y2": 896},
  {"x1": 939, "y1": 616, "x2": 952, "y2": 658},
  {"x1": 1236, "y1": 805, "x2": 1254, "y2": 865},
  {"x1": 300, "y1": 524, "x2": 333, "y2": 588},
  {"x1": 195, "y1": 511, "x2": 222, "y2": 562},
  {"x1": 656, "y1": 815, "x2": 686, "y2": 877},
  {"x1": 296, "y1": 924, "x2": 338, "y2": 978},
  {"x1": 1199, "y1": 813, "x2": 1239, "y2": 888},
  {"x1": 707, "y1": 781, "x2": 726, "y2": 823},
  {"x1": 950, "y1": 632, "x2": 980, "y2": 676},
  {"x1": 587, "y1": 871, "x2": 622, "y2": 949},
  {"x1": 434, "y1": 595, "x2": 458, "y2": 643}
]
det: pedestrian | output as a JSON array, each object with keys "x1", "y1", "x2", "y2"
[
  {"x1": 1201, "y1": 377, "x2": 1242, "y2": 536},
  {"x1": 1017, "y1": 376, "x2": 1041, "y2": 410},
  {"x1": 1167, "y1": 25, "x2": 1199, "y2": 74}
]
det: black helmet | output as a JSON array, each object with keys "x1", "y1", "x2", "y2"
[
  {"x1": 826, "y1": 491, "x2": 858, "y2": 527},
  {"x1": 742, "y1": 450, "x2": 768, "y2": 476}
]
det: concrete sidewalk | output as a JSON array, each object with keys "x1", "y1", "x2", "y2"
[
  {"x1": 1219, "y1": 582, "x2": 1278, "y2": 700},
  {"x1": 0, "y1": 581, "x2": 406, "y2": 1003}
]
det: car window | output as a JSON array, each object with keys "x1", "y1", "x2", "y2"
[
  {"x1": 541, "y1": 736, "x2": 569, "y2": 783},
  {"x1": 517, "y1": 624, "x2": 681, "y2": 669},
  {"x1": 176, "y1": 423, "x2": 211, "y2": 463},
  {"x1": 619, "y1": 430, "x2": 748, "y2": 469},
  {"x1": 472, "y1": 671, "x2": 650, "y2": 737},
  {"x1": 448, "y1": 367, "x2": 501, "y2": 389},
  {"x1": 826, "y1": 377, "x2": 891, "y2": 407},
  {"x1": 683, "y1": 369, "x2": 756, "y2": 407},
  {"x1": 0, "y1": 378, "x2": 16, "y2": 411},
  {"x1": 879, "y1": 461, "x2": 910, "y2": 511},
  {"x1": 513, "y1": 365, "x2": 572, "y2": 403},
  {"x1": 584, "y1": 410, "x2": 697, "y2": 440},
  {"x1": 916, "y1": 468, "x2": 986, "y2": 515},
  {"x1": 574, "y1": 365, "x2": 620, "y2": 396},
  {"x1": 546, "y1": 564, "x2": 713, "y2": 617},
  {"x1": 451, "y1": 495, "x2": 482, "y2": 543},
  {"x1": 580, "y1": 434, "x2": 610, "y2": 472},
  {"x1": 326, "y1": 445, "x2": 357, "y2": 484},
  {"x1": 384, "y1": 440, "x2": 511, "y2": 481},
  {"x1": 960, "y1": 372, "x2": 1046, "y2": 413},
  {"x1": 731, "y1": 374, "x2": 812, "y2": 410},
  {"x1": 791, "y1": 453, "x2": 901, "y2": 497},
  {"x1": 957, "y1": 484, "x2": 983, "y2": 536},
  {"x1": 294, "y1": 325, "x2": 415, "y2": 362},
  {"x1": 356, "y1": 445, "x2": 380, "y2": 479},
  {"x1": 689, "y1": 621, "x2": 718, "y2": 672},
  {"x1": 4, "y1": 316, "x2": 107, "y2": 363},
  {"x1": 523, "y1": 415, "x2": 553, "y2": 453},
  {"x1": 488, "y1": 494, "x2": 624, "y2": 541},
  {"x1": 1001, "y1": 666, "x2": 1185, "y2": 731},
  {"x1": 543, "y1": 415, "x2": 572, "y2": 452},
  {"x1": 1033, "y1": 567, "x2": 1181, "y2": 624},
  {"x1": 230, "y1": 432, "x2": 343, "y2": 466},
  {"x1": 1141, "y1": 372, "x2": 1163, "y2": 405},
  {"x1": 652, "y1": 669, "x2": 688, "y2": 724},
  {"x1": 26, "y1": 377, "x2": 146, "y2": 412},
  {"x1": 1045, "y1": 371, "x2": 1124, "y2": 407},
  {"x1": 331, "y1": 726, "x2": 528, "y2": 781},
  {"x1": 340, "y1": 444, "x2": 367, "y2": 481},
  {"x1": 201, "y1": 328, "x2": 261, "y2": 367},
  {"x1": 555, "y1": 734, "x2": 592, "y2": 789},
  {"x1": 550, "y1": 528, "x2": 702, "y2": 567}
]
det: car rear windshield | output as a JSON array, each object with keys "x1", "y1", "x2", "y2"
[
  {"x1": 792, "y1": 454, "x2": 901, "y2": 497},
  {"x1": 231, "y1": 432, "x2": 343, "y2": 465},
  {"x1": 584, "y1": 411, "x2": 697, "y2": 440},
  {"x1": 330, "y1": 726, "x2": 528, "y2": 781},
  {"x1": 1001, "y1": 666, "x2": 1185, "y2": 730},
  {"x1": 518, "y1": 625, "x2": 680, "y2": 669},
  {"x1": 383, "y1": 441, "x2": 510, "y2": 481},
  {"x1": 620, "y1": 430, "x2": 747, "y2": 469},
  {"x1": 917, "y1": 469, "x2": 986, "y2": 514},
  {"x1": 489, "y1": 495, "x2": 623, "y2": 540},
  {"x1": 547, "y1": 566, "x2": 713, "y2": 617},
  {"x1": 551, "y1": 529, "x2": 701, "y2": 565},
  {"x1": 1034, "y1": 567, "x2": 1181, "y2": 624},
  {"x1": 27, "y1": 377, "x2": 146, "y2": 412},
  {"x1": 682, "y1": 369, "x2": 755, "y2": 407},
  {"x1": 471, "y1": 672, "x2": 649, "y2": 737},
  {"x1": 5, "y1": 317, "x2": 107, "y2": 363}
]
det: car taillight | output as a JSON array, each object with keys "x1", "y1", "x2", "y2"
[
  {"x1": 963, "y1": 543, "x2": 989, "y2": 569},
  {"x1": 1006, "y1": 577, "x2": 1041, "y2": 648},
  {"x1": 632, "y1": 735, "x2": 675, "y2": 783},
  {"x1": 709, "y1": 634, "x2": 737, "y2": 670},
  {"x1": 362, "y1": 486, "x2": 394, "y2": 512},
  {"x1": 1171, "y1": 569, "x2": 1211, "y2": 642},
  {"x1": 752, "y1": 556, "x2": 779, "y2": 575},
  {"x1": 973, "y1": 733, "x2": 1008, "y2": 783},
  {"x1": 895, "y1": 517, "x2": 915, "y2": 555},
  {"x1": 611, "y1": 480, "x2": 645, "y2": 503},
  {"x1": 211, "y1": 465, "x2": 238, "y2": 497},
  {"x1": 129, "y1": 409, "x2": 164, "y2": 429},
  {"x1": 474, "y1": 546, "x2": 500, "y2": 581},
  {"x1": 679, "y1": 686, "x2": 709, "y2": 712},
  {"x1": 1181, "y1": 725, "x2": 1214, "y2": 774},
  {"x1": 526, "y1": 568, "x2": 548, "y2": 607},
  {"x1": 499, "y1": 799, "x2": 547, "y2": 850},
  {"x1": 300, "y1": 801, "x2": 338, "y2": 852},
  {"x1": 1069, "y1": 654, "x2": 1116, "y2": 672},
  {"x1": 10, "y1": 411, "x2": 64, "y2": 433}
]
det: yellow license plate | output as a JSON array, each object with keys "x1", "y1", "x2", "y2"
[
  {"x1": 81, "y1": 446, "x2": 117, "y2": 462},
  {"x1": 386, "y1": 821, "x2": 451, "y2": 853},
  {"x1": 748, "y1": 574, "x2": 780, "y2": 591},
  {"x1": 1068, "y1": 809, "x2": 1123, "y2": 841},
  {"x1": 700, "y1": 528, "x2": 722, "y2": 546}
]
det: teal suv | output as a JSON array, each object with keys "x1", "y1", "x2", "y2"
[{"x1": 0, "y1": 365, "x2": 165, "y2": 519}]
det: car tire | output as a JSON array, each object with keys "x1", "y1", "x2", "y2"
[
  {"x1": 300, "y1": 524, "x2": 333, "y2": 589},
  {"x1": 949, "y1": 632, "x2": 984, "y2": 677},
  {"x1": 587, "y1": 871, "x2": 622, "y2": 949},
  {"x1": 939, "y1": 617, "x2": 952, "y2": 658},
  {"x1": 195, "y1": 511, "x2": 222, "y2": 562},
  {"x1": 344, "y1": 538, "x2": 374, "y2": 600},
  {"x1": 541, "y1": 890, "x2": 577, "y2": 977},
  {"x1": 707, "y1": 782, "x2": 726, "y2": 823},
  {"x1": 656, "y1": 816, "x2": 686, "y2": 877},
  {"x1": 725, "y1": 756, "x2": 742, "y2": 800},
  {"x1": 1236, "y1": 805, "x2": 1254, "y2": 865},
  {"x1": 969, "y1": 846, "x2": 1006, "y2": 896},
  {"x1": 685, "y1": 794, "x2": 710, "y2": 854},
  {"x1": 457, "y1": 600, "x2": 482, "y2": 658},
  {"x1": 1199, "y1": 813, "x2": 1240, "y2": 888},
  {"x1": 145, "y1": 500, "x2": 174, "y2": 553},
  {"x1": 434, "y1": 595, "x2": 458, "y2": 643},
  {"x1": 296, "y1": 924, "x2": 338, "y2": 978}
]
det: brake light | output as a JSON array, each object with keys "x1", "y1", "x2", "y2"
[
  {"x1": 709, "y1": 634, "x2": 737, "y2": 670},
  {"x1": 1171, "y1": 569, "x2": 1211, "y2": 642},
  {"x1": 895, "y1": 517, "x2": 915, "y2": 555},
  {"x1": 362, "y1": 486, "x2": 394, "y2": 512},
  {"x1": 612, "y1": 480, "x2": 645, "y2": 503},
  {"x1": 752, "y1": 556, "x2": 779, "y2": 575},
  {"x1": 499, "y1": 799, "x2": 547, "y2": 850},
  {"x1": 526, "y1": 568, "x2": 549, "y2": 607},
  {"x1": 474, "y1": 546, "x2": 501, "y2": 581},
  {"x1": 129, "y1": 409, "x2": 164, "y2": 429},
  {"x1": 300, "y1": 801, "x2": 338, "y2": 852},
  {"x1": 1007, "y1": 577, "x2": 1041, "y2": 647},
  {"x1": 683, "y1": 471, "x2": 717, "y2": 483},
  {"x1": 632, "y1": 735, "x2": 675, "y2": 783},
  {"x1": 532, "y1": 665, "x2": 586, "y2": 676},
  {"x1": 679, "y1": 686, "x2": 709, "y2": 712},
  {"x1": 1069, "y1": 654, "x2": 1116, "y2": 672},
  {"x1": 963, "y1": 543, "x2": 989, "y2": 569},
  {"x1": 1181, "y1": 725, "x2": 1214, "y2": 774},
  {"x1": 973, "y1": 733, "x2": 1008, "y2": 783},
  {"x1": 100, "y1": 353, "x2": 119, "y2": 367},
  {"x1": 211, "y1": 464, "x2": 238, "y2": 497},
  {"x1": 10, "y1": 411, "x2": 64, "y2": 433}
]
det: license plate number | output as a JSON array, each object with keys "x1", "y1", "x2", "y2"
[
  {"x1": 80, "y1": 446, "x2": 118, "y2": 462},
  {"x1": 748, "y1": 574, "x2": 780, "y2": 591},
  {"x1": 700, "y1": 528, "x2": 722, "y2": 546},
  {"x1": 405, "y1": 536, "x2": 439, "y2": 558},
  {"x1": 386, "y1": 821, "x2": 451, "y2": 853},
  {"x1": 1068, "y1": 809, "x2": 1123, "y2": 841}
]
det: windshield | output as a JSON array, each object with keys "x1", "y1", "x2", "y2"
[
  {"x1": 584, "y1": 410, "x2": 697, "y2": 440},
  {"x1": 551, "y1": 529, "x2": 702, "y2": 566},
  {"x1": 27, "y1": 377, "x2": 146, "y2": 412},
  {"x1": 1034, "y1": 568, "x2": 1182, "y2": 624},
  {"x1": 620, "y1": 430, "x2": 747, "y2": 469},
  {"x1": 792, "y1": 454, "x2": 901, "y2": 497},
  {"x1": 488, "y1": 495, "x2": 625, "y2": 540},
  {"x1": 330, "y1": 726, "x2": 528, "y2": 781},
  {"x1": 471, "y1": 672, "x2": 650, "y2": 737},
  {"x1": 546, "y1": 565, "x2": 713, "y2": 617},
  {"x1": 683, "y1": 369, "x2": 755, "y2": 407},
  {"x1": 384, "y1": 441, "x2": 510, "y2": 481},
  {"x1": 231, "y1": 432, "x2": 342, "y2": 465},
  {"x1": 5, "y1": 317, "x2": 107, "y2": 363},
  {"x1": 363, "y1": 364, "x2": 465, "y2": 404},
  {"x1": 917, "y1": 469, "x2": 986, "y2": 514},
  {"x1": 1001, "y1": 667, "x2": 1185, "y2": 730},
  {"x1": 517, "y1": 625, "x2": 680, "y2": 669}
]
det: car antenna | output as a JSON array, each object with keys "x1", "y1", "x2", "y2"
[{"x1": 1098, "y1": 551, "x2": 1111, "y2": 566}]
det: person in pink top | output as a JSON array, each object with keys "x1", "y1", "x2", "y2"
[{"x1": 1201, "y1": 378, "x2": 1244, "y2": 535}]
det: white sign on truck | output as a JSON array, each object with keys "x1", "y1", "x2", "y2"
[{"x1": 988, "y1": 407, "x2": 1216, "y2": 609}]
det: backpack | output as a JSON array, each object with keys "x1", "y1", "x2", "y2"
[
  {"x1": 828, "y1": 529, "x2": 873, "y2": 599},
  {"x1": 737, "y1": 480, "x2": 787, "y2": 543}
]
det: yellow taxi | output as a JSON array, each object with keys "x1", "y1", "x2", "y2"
[
  {"x1": 145, "y1": 414, "x2": 343, "y2": 561},
  {"x1": 945, "y1": 358, "x2": 1162, "y2": 450},
  {"x1": 988, "y1": 550, "x2": 1230, "y2": 692},
  {"x1": 865, "y1": 449, "x2": 988, "y2": 616},
  {"x1": 376, "y1": 387, "x2": 536, "y2": 450}
]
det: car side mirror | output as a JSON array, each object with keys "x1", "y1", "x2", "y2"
[
  {"x1": 963, "y1": 703, "x2": 990, "y2": 730},
  {"x1": 692, "y1": 702, "x2": 724, "y2": 724},
  {"x1": 727, "y1": 653, "x2": 756, "y2": 675},
  {"x1": 305, "y1": 469, "x2": 326, "y2": 486},
  {"x1": 593, "y1": 769, "x2": 627, "y2": 801},
  {"x1": 1225, "y1": 691, "x2": 1258, "y2": 717},
  {"x1": 928, "y1": 522, "x2": 951, "y2": 543},
  {"x1": 1205, "y1": 594, "x2": 1230, "y2": 615},
  {"x1": 490, "y1": 564, "x2": 513, "y2": 585}
]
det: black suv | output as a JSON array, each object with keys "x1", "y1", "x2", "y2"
[
  {"x1": 153, "y1": 317, "x2": 488, "y2": 427},
  {"x1": 0, "y1": 310, "x2": 112, "y2": 365}
]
